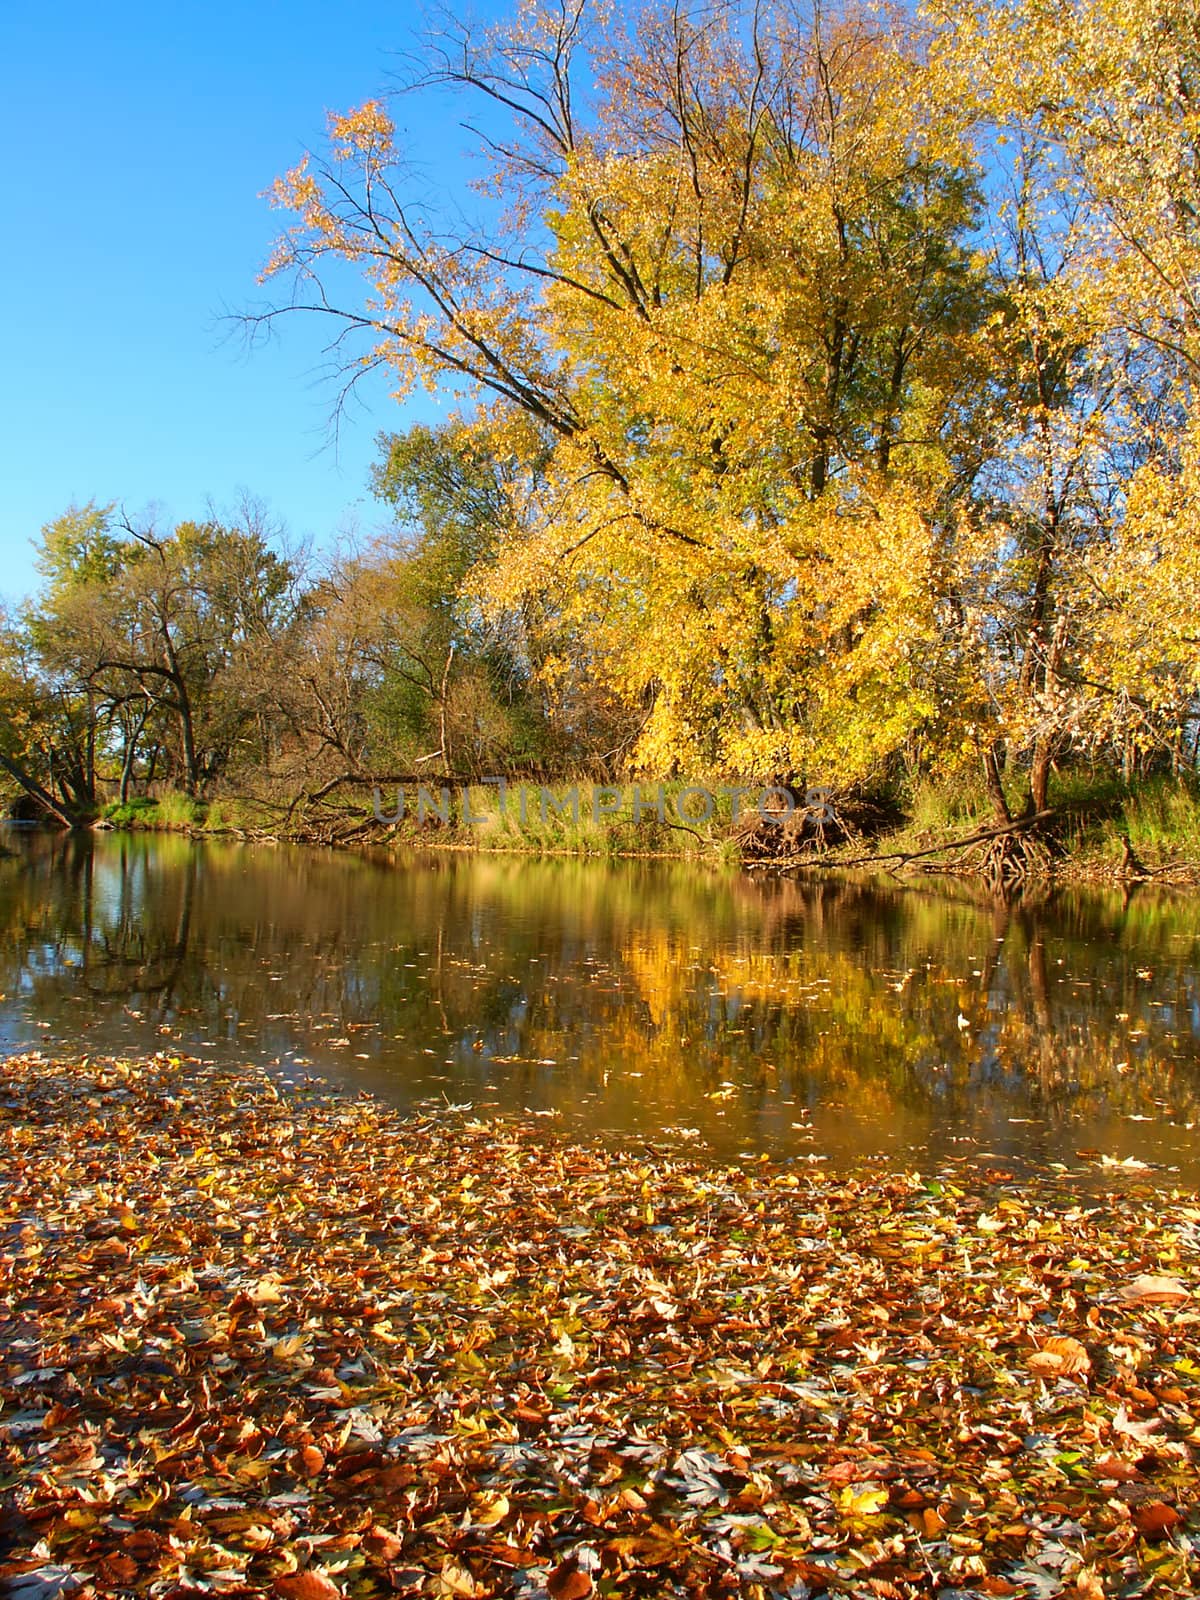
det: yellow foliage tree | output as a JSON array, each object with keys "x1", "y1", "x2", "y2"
[
  {"x1": 260, "y1": 0, "x2": 1200, "y2": 800},
  {"x1": 261, "y1": 0, "x2": 991, "y2": 788}
]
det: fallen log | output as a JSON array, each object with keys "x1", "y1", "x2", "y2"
[
  {"x1": 766, "y1": 809, "x2": 1057, "y2": 875},
  {"x1": 0, "y1": 754, "x2": 80, "y2": 829}
]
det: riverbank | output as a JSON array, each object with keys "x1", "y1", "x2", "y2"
[
  {"x1": 2, "y1": 1052, "x2": 1198, "y2": 1597},
  {"x1": 92, "y1": 774, "x2": 1200, "y2": 888}
]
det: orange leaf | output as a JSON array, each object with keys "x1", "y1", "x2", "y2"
[
  {"x1": 1027, "y1": 1336, "x2": 1090, "y2": 1377},
  {"x1": 1044, "y1": 1336, "x2": 1091, "y2": 1374},
  {"x1": 1133, "y1": 1501, "x2": 1182, "y2": 1537},
  {"x1": 293, "y1": 1444, "x2": 325, "y2": 1477},
  {"x1": 547, "y1": 1566, "x2": 594, "y2": 1600},
  {"x1": 1120, "y1": 1274, "x2": 1190, "y2": 1304},
  {"x1": 275, "y1": 1571, "x2": 342, "y2": 1600}
]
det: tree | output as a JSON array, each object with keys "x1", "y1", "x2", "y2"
[
  {"x1": 0, "y1": 607, "x2": 82, "y2": 825},
  {"x1": 934, "y1": 0, "x2": 1200, "y2": 808},
  {"x1": 32, "y1": 509, "x2": 300, "y2": 799},
  {"x1": 259, "y1": 0, "x2": 991, "y2": 788}
]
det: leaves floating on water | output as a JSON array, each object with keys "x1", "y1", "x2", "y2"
[{"x1": 1, "y1": 1052, "x2": 1199, "y2": 1596}]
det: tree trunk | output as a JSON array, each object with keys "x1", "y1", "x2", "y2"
[
  {"x1": 119, "y1": 713, "x2": 149, "y2": 804},
  {"x1": 1027, "y1": 737, "x2": 1053, "y2": 815},
  {"x1": 982, "y1": 741, "x2": 1012, "y2": 825},
  {"x1": 0, "y1": 753, "x2": 79, "y2": 828},
  {"x1": 177, "y1": 691, "x2": 200, "y2": 796},
  {"x1": 84, "y1": 685, "x2": 98, "y2": 805}
]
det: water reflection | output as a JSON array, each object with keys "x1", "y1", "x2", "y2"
[{"x1": 1, "y1": 831, "x2": 1198, "y2": 1175}]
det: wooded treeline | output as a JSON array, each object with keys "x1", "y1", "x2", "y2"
[
  {"x1": 4, "y1": 0, "x2": 1200, "y2": 829},
  {"x1": 0, "y1": 438, "x2": 617, "y2": 821}
]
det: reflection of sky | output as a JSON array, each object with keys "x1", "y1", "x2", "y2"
[{"x1": 0, "y1": 832, "x2": 1199, "y2": 1177}]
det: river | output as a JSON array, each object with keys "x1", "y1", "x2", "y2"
[{"x1": 2, "y1": 830, "x2": 1199, "y2": 1179}]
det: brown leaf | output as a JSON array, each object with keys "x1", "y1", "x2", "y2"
[
  {"x1": 97, "y1": 1555, "x2": 139, "y2": 1585},
  {"x1": 275, "y1": 1571, "x2": 342, "y2": 1600},
  {"x1": 547, "y1": 1565, "x2": 594, "y2": 1600},
  {"x1": 363, "y1": 1527, "x2": 405, "y2": 1563},
  {"x1": 332, "y1": 1446, "x2": 386, "y2": 1479},
  {"x1": 1132, "y1": 1501, "x2": 1182, "y2": 1537},
  {"x1": 1119, "y1": 1274, "x2": 1190, "y2": 1304},
  {"x1": 124, "y1": 1529, "x2": 164, "y2": 1561}
]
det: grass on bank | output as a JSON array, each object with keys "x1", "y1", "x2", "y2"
[
  {"x1": 102, "y1": 792, "x2": 270, "y2": 835},
  {"x1": 398, "y1": 779, "x2": 746, "y2": 861},
  {"x1": 95, "y1": 770, "x2": 1200, "y2": 877},
  {"x1": 219, "y1": 781, "x2": 746, "y2": 860},
  {"x1": 1043, "y1": 773, "x2": 1200, "y2": 875},
  {"x1": 861, "y1": 771, "x2": 1200, "y2": 876}
]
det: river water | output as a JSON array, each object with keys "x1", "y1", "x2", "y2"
[{"x1": 2, "y1": 830, "x2": 1199, "y2": 1179}]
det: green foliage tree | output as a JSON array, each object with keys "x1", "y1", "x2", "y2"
[{"x1": 27, "y1": 508, "x2": 299, "y2": 801}]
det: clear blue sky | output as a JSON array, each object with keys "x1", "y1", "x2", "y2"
[{"x1": 0, "y1": 0, "x2": 492, "y2": 602}]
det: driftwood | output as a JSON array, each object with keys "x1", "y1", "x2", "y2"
[
  {"x1": 283, "y1": 771, "x2": 490, "y2": 825},
  {"x1": 764, "y1": 809, "x2": 1058, "y2": 878}
]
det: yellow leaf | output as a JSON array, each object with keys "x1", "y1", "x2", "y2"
[
  {"x1": 839, "y1": 1483, "x2": 890, "y2": 1517},
  {"x1": 471, "y1": 1491, "x2": 510, "y2": 1527},
  {"x1": 272, "y1": 1332, "x2": 310, "y2": 1361}
]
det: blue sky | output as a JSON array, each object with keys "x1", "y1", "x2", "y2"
[{"x1": 0, "y1": 0, "x2": 495, "y2": 602}]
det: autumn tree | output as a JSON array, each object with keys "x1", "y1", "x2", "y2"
[
  {"x1": 258, "y1": 0, "x2": 999, "y2": 790},
  {"x1": 0, "y1": 607, "x2": 84, "y2": 823},
  {"x1": 935, "y1": 0, "x2": 1200, "y2": 810},
  {"x1": 255, "y1": 0, "x2": 1200, "y2": 809},
  {"x1": 32, "y1": 508, "x2": 300, "y2": 799}
]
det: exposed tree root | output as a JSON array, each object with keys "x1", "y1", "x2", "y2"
[
  {"x1": 761, "y1": 809, "x2": 1060, "y2": 883},
  {"x1": 965, "y1": 826, "x2": 1055, "y2": 893}
]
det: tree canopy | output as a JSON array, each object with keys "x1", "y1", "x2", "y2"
[{"x1": 5, "y1": 0, "x2": 1199, "y2": 825}]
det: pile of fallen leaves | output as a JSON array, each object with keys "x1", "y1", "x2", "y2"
[{"x1": 1, "y1": 1055, "x2": 1199, "y2": 1599}]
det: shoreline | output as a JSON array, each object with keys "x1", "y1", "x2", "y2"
[
  {"x1": 82, "y1": 810, "x2": 1200, "y2": 892},
  {"x1": 2, "y1": 1051, "x2": 1198, "y2": 1596}
]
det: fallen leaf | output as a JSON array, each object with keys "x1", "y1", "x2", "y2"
[
  {"x1": 1028, "y1": 1335, "x2": 1091, "y2": 1376},
  {"x1": 275, "y1": 1572, "x2": 342, "y2": 1600},
  {"x1": 1120, "y1": 1274, "x2": 1190, "y2": 1304},
  {"x1": 293, "y1": 1444, "x2": 325, "y2": 1477},
  {"x1": 839, "y1": 1483, "x2": 890, "y2": 1517},
  {"x1": 471, "y1": 1491, "x2": 510, "y2": 1527},
  {"x1": 1132, "y1": 1501, "x2": 1182, "y2": 1537},
  {"x1": 547, "y1": 1565, "x2": 594, "y2": 1600},
  {"x1": 438, "y1": 1559, "x2": 485, "y2": 1597}
]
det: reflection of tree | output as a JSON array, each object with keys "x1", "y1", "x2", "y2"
[
  {"x1": 0, "y1": 832, "x2": 198, "y2": 1010},
  {"x1": 77, "y1": 840, "x2": 196, "y2": 1003},
  {"x1": 0, "y1": 837, "x2": 1198, "y2": 1157}
]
